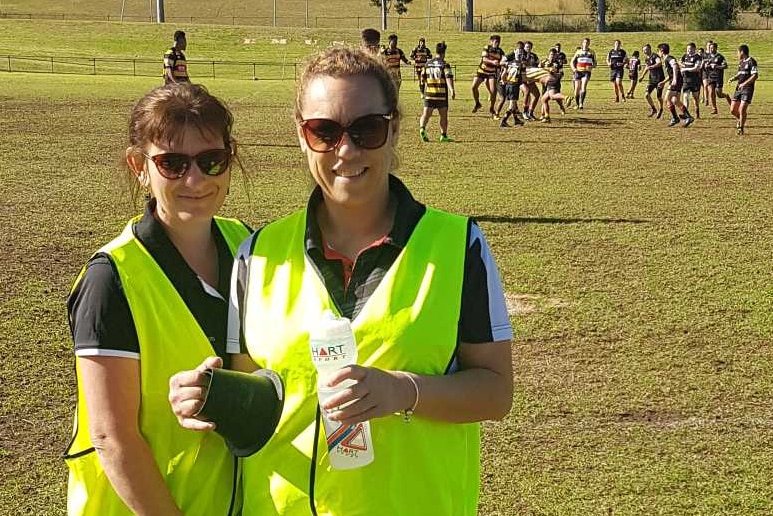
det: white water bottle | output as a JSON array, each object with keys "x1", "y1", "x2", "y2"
[{"x1": 309, "y1": 310, "x2": 374, "y2": 469}]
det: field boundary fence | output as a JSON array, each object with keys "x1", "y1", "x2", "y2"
[
  {"x1": 0, "y1": 54, "x2": 471, "y2": 81},
  {"x1": 1, "y1": 55, "x2": 770, "y2": 82},
  {"x1": 1, "y1": 10, "x2": 772, "y2": 31}
]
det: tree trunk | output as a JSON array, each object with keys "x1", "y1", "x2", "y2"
[
  {"x1": 382, "y1": 0, "x2": 388, "y2": 30},
  {"x1": 465, "y1": 0, "x2": 474, "y2": 31},
  {"x1": 596, "y1": 0, "x2": 606, "y2": 32}
]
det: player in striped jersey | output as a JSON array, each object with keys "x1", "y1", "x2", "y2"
[
  {"x1": 419, "y1": 41, "x2": 456, "y2": 143},
  {"x1": 471, "y1": 34, "x2": 505, "y2": 115},
  {"x1": 163, "y1": 30, "x2": 190, "y2": 84},
  {"x1": 381, "y1": 34, "x2": 410, "y2": 91},
  {"x1": 410, "y1": 38, "x2": 433, "y2": 97},
  {"x1": 537, "y1": 48, "x2": 567, "y2": 123},
  {"x1": 570, "y1": 37, "x2": 597, "y2": 109}
]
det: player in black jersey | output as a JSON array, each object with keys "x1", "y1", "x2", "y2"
[
  {"x1": 498, "y1": 42, "x2": 526, "y2": 127},
  {"x1": 641, "y1": 44, "x2": 664, "y2": 118},
  {"x1": 657, "y1": 43, "x2": 693, "y2": 127},
  {"x1": 704, "y1": 41, "x2": 730, "y2": 115},
  {"x1": 728, "y1": 44, "x2": 758, "y2": 135},
  {"x1": 626, "y1": 50, "x2": 641, "y2": 99},
  {"x1": 520, "y1": 40, "x2": 541, "y2": 120},
  {"x1": 680, "y1": 43, "x2": 703, "y2": 119},
  {"x1": 607, "y1": 40, "x2": 628, "y2": 102},
  {"x1": 701, "y1": 41, "x2": 712, "y2": 106}
]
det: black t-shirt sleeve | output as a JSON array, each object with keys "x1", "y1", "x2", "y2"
[{"x1": 67, "y1": 253, "x2": 140, "y2": 356}]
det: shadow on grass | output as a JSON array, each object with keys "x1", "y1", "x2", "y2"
[{"x1": 474, "y1": 215, "x2": 650, "y2": 225}]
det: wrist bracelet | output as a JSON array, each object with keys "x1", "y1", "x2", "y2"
[{"x1": 402, "y1": 373, "x2": 420, "y2": 424}]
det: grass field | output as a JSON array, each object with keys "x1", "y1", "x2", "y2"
[{"x1": 2, "y1": 19, "x2": 773, "y2": 516}]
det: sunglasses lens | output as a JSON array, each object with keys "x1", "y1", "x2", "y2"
[
  {"x1": 195, "y1": 149, "x2": 231, "y2": 176},
  {"x1": 303, "y1": 119, "x2": 344, "y2": 152},
  {"x1": 153, "y1": 154, "x2": 189, "y2": 179},
  {"x1": 349, "y1": 115, "x2": 390, "y2": 149}
]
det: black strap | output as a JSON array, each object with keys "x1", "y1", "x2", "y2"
[{"x1": 308, "y1": 406, "x2": 321, "y2": 516}]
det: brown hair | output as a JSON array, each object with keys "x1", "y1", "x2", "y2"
[
  {"x1": 294, "y1": 46, "x2": 400, "y2": 123},
  {"x1": 128, "y1": 82, "x2": 233, "y2": 151},
  {"x1": 126, "y1": 83, "x2": 240, "y2": 204}
]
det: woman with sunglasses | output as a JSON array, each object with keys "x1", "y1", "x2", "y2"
[
  {"x1": 170, "y1": 47, "x2": 513, "y2": 515},
  {"x1": 64, "y1": 83, "x2": 251, "y2": 516}
]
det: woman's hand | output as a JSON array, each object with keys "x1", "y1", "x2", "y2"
[
  {"x1": 320, "y1": 365, "x2": 417, "y2": 426},
  {"x1": 168, "y1": 356, "x2": 223, "y2": 431}
]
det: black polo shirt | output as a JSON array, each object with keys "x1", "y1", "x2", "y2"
[{"x1": 68, "y1": 199, "x2": 247, "y2": 366}]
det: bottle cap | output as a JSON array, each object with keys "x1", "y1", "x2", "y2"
[{"x1": 310, "y1": 310, "x2": 353, "y2": 341}]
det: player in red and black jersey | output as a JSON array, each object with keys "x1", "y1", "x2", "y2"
[
  {"x1": 704, "y1": 41, "x2": 730, "y2": 115},
  {"x1": 606, "y1": 40, "x2": 628, "y2": 102},
  {"x1": 658, "y1": 43, "x2": 693, "y2": 128},
  {"x1": 471, "y1": 34, "x2": 505, "y2": 115},
  {"x1": 680, "y1": 42, "x2": 703, "y2": 119},
  {"x1": 728, "y1": 44, "x2": 758, "y2": 135},
  {"x1": 410, "y1": 38, "x2": 433, "y2": 97},
  {"x1": 641, "y1": 44, "x2": 664, "y2": 118}
]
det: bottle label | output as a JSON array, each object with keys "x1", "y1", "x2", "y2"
[
  {"x1": 326, "y1": 421, "x2": 369, "y2": 454},
  {"x1": 310, "y1": 343, "x2": 350, "y2": 363}
]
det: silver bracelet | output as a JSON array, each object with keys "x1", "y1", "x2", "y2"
[{"x1": 401, "y1": 373, "x2": 420, "y2": 424}]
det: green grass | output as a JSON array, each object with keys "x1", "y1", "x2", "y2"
[{"x1": 2, "y1": 18, "x2": 773, "y2": 516}]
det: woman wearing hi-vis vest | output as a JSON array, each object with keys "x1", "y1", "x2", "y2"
[
  {"x1": 169, "y1": 47, "x2": 514, "y2": 515},
  {"x1": 64, "y1": 83, "x2": 251, "y2": 516}
]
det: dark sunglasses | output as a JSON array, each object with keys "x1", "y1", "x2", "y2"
[
  {"x1": 299, "y1": 113, "x2": 394, "y2": 153},
  {"x1": 143, "y1": 148, "x2": 232, "y2": 180}
]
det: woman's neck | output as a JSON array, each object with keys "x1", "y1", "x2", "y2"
[
  {"x1": 156, "y1": 212, "x2": 218, "y2": 287},
  {"x1": 318, "y1": 192, "x2": 394, "y2": 261}
]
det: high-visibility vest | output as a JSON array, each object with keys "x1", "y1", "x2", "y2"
[
  {"x1": 240, "y1": 207, "x2": 479, "y2": 515},
  {"x1": 64, "y1": 216, "x2": 250, "y2": 516}
]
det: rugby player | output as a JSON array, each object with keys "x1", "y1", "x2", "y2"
[
  {"x1": 570, "y1": 37, "x2": 596, "y2": 110},
  {"x1": 657, "y1": 43, "x2": 693, "y2": 127},
  {"x1": 607, "y1": 40, "x2": 628, "y2": 102},
  {"x1": 163, "y1": 30, "x2": 190, "y2": 84},
  {"x1": 728, "y1": 44, "x2": 758, "y2": 135},
  {"x1": 381, "y1": 34, "x2": 410, "y2": 91},
  {"x1": 471, "y1": 34, "x2": 505, "y2": 115},
  {"x1": 704, "y1": 41, "x2": 730, "y2": 115},
  {"x1": 680, "y1": 42, "x2": 703, "y2": 119},
  {"x1": 537, "y1": 48, "x2": 567, "y2": 123},
  {"x1": 520, "y1": 41, "x2": 540, "y2": 120},
  {"x1": 420, "y1": 41, "x2": 456, "y2": 142},
  {"x1": 641, "y1": 44, "x2": 664, "y2": 118},
  {"x1": 360, "y1": 28, "x2": 381, "y2": 55},
  {"x1": 626, "y1": 50, "x2": 641, "y2": 99},
  {"x1": 410, "y1": 38, "x2": 433, "y2": 97},
  {"x1": 498, "y1": 42, "x2": 526, "y2": 127}
]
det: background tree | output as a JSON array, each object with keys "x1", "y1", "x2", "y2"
[
  {"x1": 465, "y1": 0, "x2": 474, "y2": 31},
  {"x1": 369, "y1": 0, "x2": 414, "y2": 29}
]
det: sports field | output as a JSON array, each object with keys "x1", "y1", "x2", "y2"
[{"x1": 1, "y1": 18, "x2": 773, "y2": 516}]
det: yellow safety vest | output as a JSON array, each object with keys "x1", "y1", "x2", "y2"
[
  {"x1": 64, "y1": 216, "x2": 250, "y2": 516},
  {"x1": 240, "y1": 207, "x2": 480, "y2": 515}
]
